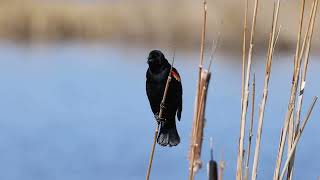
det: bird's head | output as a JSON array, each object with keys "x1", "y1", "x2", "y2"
[{"x1": 147, "y1": 50, "x2": 169, "y2": 73}]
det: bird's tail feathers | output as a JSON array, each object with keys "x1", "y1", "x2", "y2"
[{"x1": 157, "y1": 121, "x2": 180, "y2": 147}]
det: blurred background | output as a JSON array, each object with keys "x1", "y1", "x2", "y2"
[
  {"x1": 0, "y1": 0, "x2": 319, "y2": 50},
  {"x1": 0, "y1": 0, "x2": 319, "y2": 180}
]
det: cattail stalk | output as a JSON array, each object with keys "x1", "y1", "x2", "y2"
[
  {"x1": 189, "y1": 70, "x2": 211, "y2": 180},
  {"x1": 208, "y1": 138, "x2": 218, "y2": 180},
  {"x1": 189, "y1": 0, "x2": 208, "y2": 179}
]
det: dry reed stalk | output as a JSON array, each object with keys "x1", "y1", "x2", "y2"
[
  {"x1": 195, "y1": 0, "x2": 207, "y2": 110},
  {"x1": 189, "y1": 1, "x2": 208, "y2": 179},
  {"x1": 189, "y1": 36, "x2": 219, "y2": 180},
  {"x1": 296, "y1": 1, "x2": 317, "y2": 65},
  {"x1": 236, "y1": 0, "x2": 259, "y2": 179},
  {"x1": 288, "y1": 0, "x2": 318, "y2": 178},
  {"x1": 240, "y1": 2, "x2": 250, "y2": 171},
  {"x1": 293, "y1": 0, "x2": 306, "y2": 72},
  {"x1": 287, "y1": 109, "x2": 295, "y2": 156},
  {"x1": 287, "y1": 1, "x2": 306, "y2": 179},
  {"x1": 287, "y1": 0, "x2": 306, "y2": 166},
  {"x1": 241, "y1": 0, "x2": 249, "y2": 107},
  {"x1": 273, "y1": 1, "x2": 318, "y2": 179},
  {"x1": 279, "y1": 96, "x2": 318, "y2": 180},
  {"x1": 251, "y1": 2, "x2": 280, "y2": 180},
  {"x1": 275, "y1": 127, "x2": 285, "y2": 179},
  {"x1": 273, "y1": 25, "x2": 282, "y2": 51},
  {"x1": 146, "y1": 126, "x2": 159, "y2": 180},
  {"x1": 191, "y1": 0, "x2": 207, "y2": 165},
  {"x1": 277, "y1": 128, "x2": 284, "y2": 159},
  {"x1": 189, "y1": 70, "x2": 211, "y2": 180},
  {"x1": 219, "y1": 150, "x2": 225, "y2": 180},
  {"x1": 145, "y1": 53, "x2": 175, "y2": 180},
  {"x1": 294, "y1": 0, "x2": 318, "y2": 136},
  {"x1": 244, "y1": 74, "x2": 255, "y2": 180}
]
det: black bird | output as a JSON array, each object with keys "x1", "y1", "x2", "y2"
[{"x1": 146, "y1": 50, "x2": 183, "y2": 147}]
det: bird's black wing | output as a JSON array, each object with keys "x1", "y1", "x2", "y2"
[
  {"x1": 146, "y1": 69, "x2": 159, "y2": 115},
  {"x1": 172, "y1": 68, "x2": 183, "y2": 121}
]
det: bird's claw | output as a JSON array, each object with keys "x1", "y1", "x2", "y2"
[{"x1": 154, "y1": 113, "x2": 166, "y2": 124}]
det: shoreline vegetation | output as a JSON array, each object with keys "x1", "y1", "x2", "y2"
[{"x1": 0, "y1": 0, "x2": 319, "y2": 51}]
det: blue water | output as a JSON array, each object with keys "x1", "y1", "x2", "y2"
[{"x1": 0, "y1": 42, "x2": 319, "y2": 180}]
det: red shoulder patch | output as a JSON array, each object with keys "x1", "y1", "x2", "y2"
[{"x1": 171, "y1": 71, "x2": 181, "y2": 82}]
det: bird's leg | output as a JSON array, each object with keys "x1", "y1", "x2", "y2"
[
  {"x1": 160, "y1": 102, "x2": 167, "y2": 110},
  {"x1": 154, "y1": 112, "x2": 165, "y2": 123}
]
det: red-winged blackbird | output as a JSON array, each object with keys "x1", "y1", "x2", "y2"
[{"x1": 146, "y1": 50, "x2": 183, "y2": 147}]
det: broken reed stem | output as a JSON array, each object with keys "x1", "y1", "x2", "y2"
[
  {"x1": 251, "y1": 2, "x2": 280, "y2": 180},
  {"x1": 273, "y1": 1, "x2": 318, "y2": 179},
  {"x1": 279, "y1": 96, "x2": 318, "y2": 180},
  {"x1": 236, "y1": 0, "x2": 259, "y2": 179},
  {"x1": 146, "y1": 53, "x2": 175, "y2": 180},
  {"x1": 242, "y1": 0, "x2": 249, "y2": 108},
  {"x1": 219, "y1": 150, "x2": 225, "y2": 180},
  {"x1": 189, "y1": 1, "x2": 207, "y2": 179},
  {"x1": 244, "y1": 74, "x2": 255, "y2": 180},
  {"x1": 219, "y1": 161, "x2": 225, "y2": 180}
]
